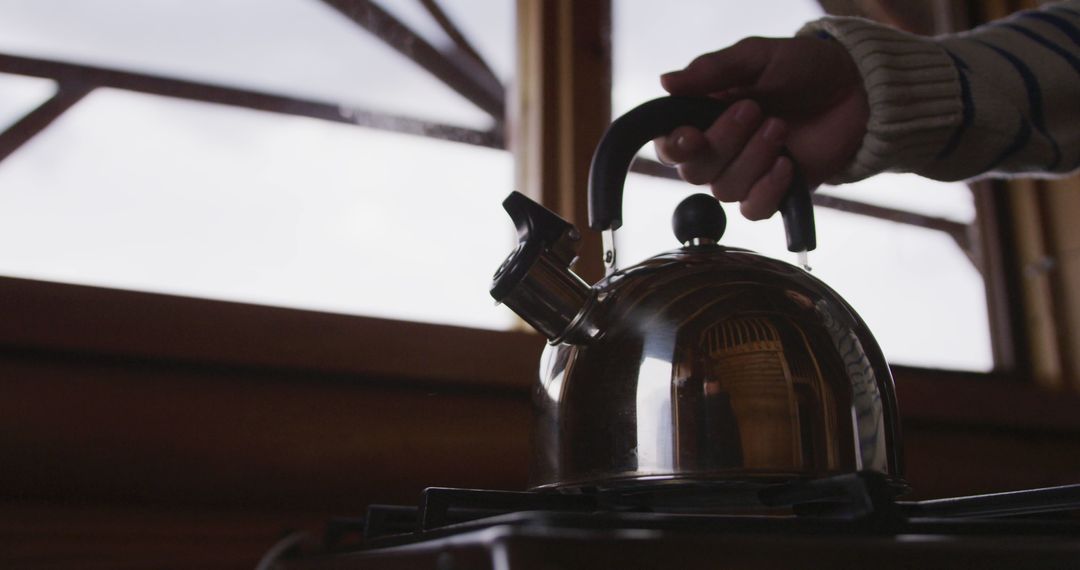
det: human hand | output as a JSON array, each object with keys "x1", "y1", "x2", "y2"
[{"x1": 655, "y1": 37, "x2": 868, "y2": 220}]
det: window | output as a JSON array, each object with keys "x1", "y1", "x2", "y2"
[
  {"x1": 0, "y1": 0, "x2": 518, "y2": 330},
  {"x1": 0, "y1": 0, "x2": 1023, "y2": 375},
  {"x1": 613, "y1": 0, "x2": 992, "y2": 371}
]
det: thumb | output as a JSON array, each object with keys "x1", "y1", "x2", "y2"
[{"x1": 660, "y1": 39, "x2": 773, "y2": 96}]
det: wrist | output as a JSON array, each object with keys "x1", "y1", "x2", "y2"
[{"x1": 797, "y1": 17, "x2": 963, "y2": 183}]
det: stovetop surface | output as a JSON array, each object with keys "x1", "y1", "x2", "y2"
[
  {"x1": 278, "y1": 512, "x2": 1080, "y2": 570},
  {"x1": 270, "y1": 472, "x2": 1080, "y2": 570},
  {"x1": 366, "y1": 508, "x2": 1080, "y2": 547}
]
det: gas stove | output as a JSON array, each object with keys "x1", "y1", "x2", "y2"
[{"x1": 266, "y1": 472, "x2": 1080, "y2": 569}]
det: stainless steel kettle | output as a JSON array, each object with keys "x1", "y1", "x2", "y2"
[{"x1": 491, "y1": 97, "x2": 903, "y2": 493}]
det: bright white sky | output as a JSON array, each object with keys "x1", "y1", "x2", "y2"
[{"x1": 0, "y1": 0, "x2": 991, "y2": 370}]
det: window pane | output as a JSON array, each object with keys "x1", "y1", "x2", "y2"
[
  {"x1": 0, "y1": 0, "x2": 517, "y2": 330},
  {"x1": 0, "y1": 0, "x2": 495, "y2": 129},
  {"x1": 0, "y1": 88, "x2": 517, "y2": 329},
  {"x1": 819, "y1": 174, "x2": 975, "y2": 223},
  {"x1": 613, "y1": 0, "x2": 824, "y2": 116}
]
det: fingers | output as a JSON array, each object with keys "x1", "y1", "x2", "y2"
[
  {"x1": 654, "y1": 100, "x2": 764, "y2": 184},
  {"x1": 660, "y1": 37, "x2": 773, "y2": 96},
  {"x1": 740, "y1": 155, "x2": 794, "y2": 221},
  {"x1": 710, "y1": 117, "x2": 787, "y2": 204},
  {"x1": 654, "y1": 37, "x2": 858, "y2": 221},
  {"x1": 654, "y1": 126, "x2": 708, "y2": 166},
  {"x1": 690, "y1": 100, "x2": 763, "y2": 184},
  {"x1": 654, "y1": 99, "x2": 793, "y2": 221}
]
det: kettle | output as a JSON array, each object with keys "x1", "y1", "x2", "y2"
[{"x1": 491, "y1": 97, "x2": 903, "y2": 494}]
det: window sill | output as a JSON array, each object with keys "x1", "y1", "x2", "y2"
[
  {"x1": 0, "y1": 276, "x2": 545, "y2": 390},
  {"x1": 4, "y1": 275, "x2": 1078, "y2": 433},
  {"x1": 892, "y1": 365, "x2": 1080, "y2": 433}
]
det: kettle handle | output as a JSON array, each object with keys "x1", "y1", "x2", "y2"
[{"x1": 587, "y1": 96, "x2": 816, "y2": 253}]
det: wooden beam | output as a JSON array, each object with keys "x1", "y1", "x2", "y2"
[
  {"x1": 1008, "y1": 179, "x2": 1069, "y2": 389},
  {"x1": 0, "y1": 503, "x2": 322, "y2": 569},
  {"x1": 0, "y1": 53, "x2": 502, "y2": 149},
  {"x1": 1041, "y1": 176, "x2": 1080, "y2": 393},
  {"x1": 0, "y1": 349, "x2": 531, "y2": 512},
  {"x1": 514, "y1": 0, "x2": 611, "y2": 283},
  {"x1": 1017, "y1": 176, "x2": 1080, "y2": 392},
  {"x1": 0, "y1": 276, "x2": 542, "y2": 390},
  {"x1": 892, "y1": 365, "x2": 1080, "y2": 433},
  {"x1": 971, "y1": 179, "x2": 1030, "y2": 374}
]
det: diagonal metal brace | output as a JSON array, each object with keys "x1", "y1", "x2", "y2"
[
  {"x1": 0, "y1": 82, "x2": 93, "y2": 165},
  {"x1": 321, "y1": 0, "x2": 505, "y2": 123},
  {"x1": 0, "y1": 53, "x2": 503, "y2": 150},
  {"x1": 418, "y1": 0, "x2": 503, "y2": 93}
]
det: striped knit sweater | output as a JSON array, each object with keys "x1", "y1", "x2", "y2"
[{"x1": 798, "y1": 0, "x2": 1080, "y2": 184}]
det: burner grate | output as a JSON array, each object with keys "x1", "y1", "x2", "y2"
[{"x1": 352, "y1": 472, "x2": 1080, "y2": 548}]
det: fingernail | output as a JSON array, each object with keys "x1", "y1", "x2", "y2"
[
  {"x1": 722, "y1": 87, "x2": 747, "y2": 100},
  {"x1": 676, "y1": 135, "x2": 692, "y2": 150},
  {"x1": 761, "y1": 118, "x2": 786, "y2": 143},
  {"x1": 733, "y1": 101, "x2": 759, "y2": 125},
  {"x1": 772, "y1": 156, "x2": 793, "y2": 179},
  {"x1": 713, "y1": 88, "x2": 734, "y2": 100}
]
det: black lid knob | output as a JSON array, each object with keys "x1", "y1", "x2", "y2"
[{"x1": 672, "y1": 193, "x2": 727, "y2": 244}]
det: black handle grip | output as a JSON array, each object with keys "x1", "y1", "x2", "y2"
[{"x1": 587, "y1": 96, "x2": 816, "y2": 252}]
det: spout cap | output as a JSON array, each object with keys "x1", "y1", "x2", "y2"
[
  {"x1": 491, "y1": 192, "x2": 593, "y2": 343},
  {"x1": 491, "y1": 192, "x2": 580, "y2": 302}
]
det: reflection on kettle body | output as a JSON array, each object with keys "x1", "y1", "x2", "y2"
[
  {"x1": 673, "y1": 314, "x2": 844, "y2": 476},
  {"x1": 813, "y1": 299, "x2": 888, "y2": 472},
  {"x1": 636, "y1": 356, "x2": 674, "y2": 473}
]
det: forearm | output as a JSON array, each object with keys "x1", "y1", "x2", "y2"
[{"x1": 800, "y1": 0, "x2": 1080, "y2": 183}]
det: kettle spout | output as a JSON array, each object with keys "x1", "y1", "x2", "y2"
[{"x1": 491, "y1": 192, "x2": 599, "y2": 344}]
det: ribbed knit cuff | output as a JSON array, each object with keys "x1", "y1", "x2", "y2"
[{"x1": 798, "y1": 17, "x2": 964, "y2": 183}]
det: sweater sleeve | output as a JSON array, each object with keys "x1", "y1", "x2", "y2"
[{"x1": 798, "y1": 0, "x2": 1080, "y2": 184}]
